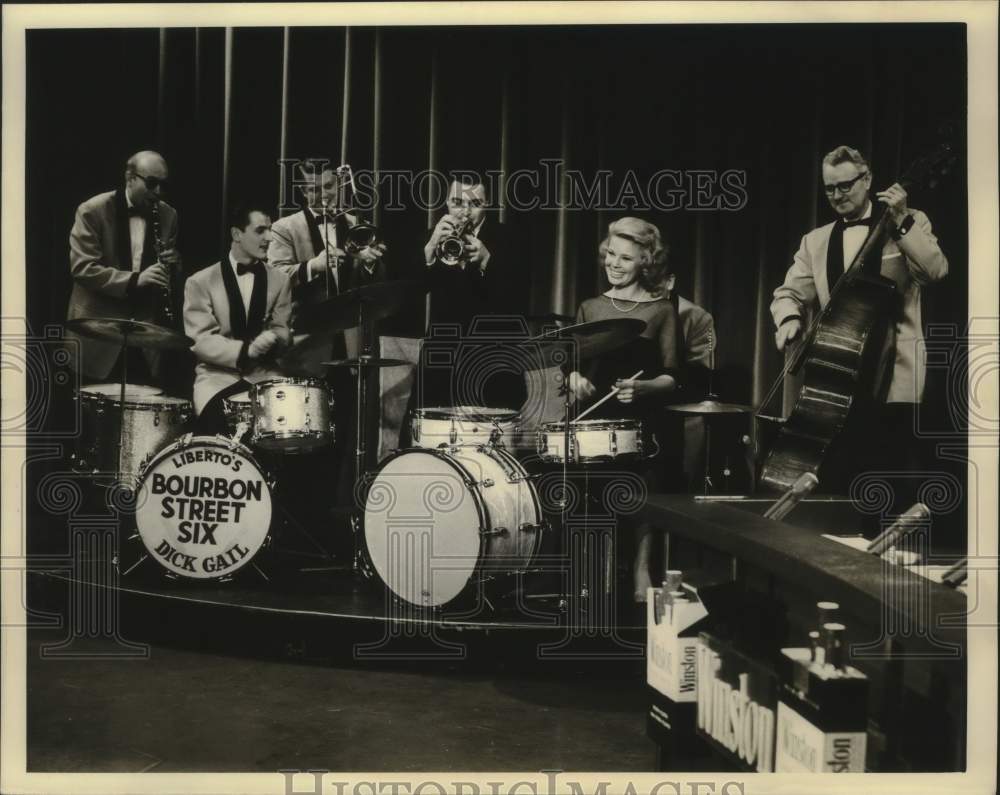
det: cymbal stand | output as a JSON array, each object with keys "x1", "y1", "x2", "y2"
[
  {"x1": 117, "y1": 331, "x2": 129, "y2": 488},
  {"x1": 558, "y1": 345, "x2": 595, "y2": 607},
  {"x1": 700, "y1": 330, "x2": 718, "y2": 496},
  {"x1": 352, "y1": 296, "x2": 374, "y2": 572}
]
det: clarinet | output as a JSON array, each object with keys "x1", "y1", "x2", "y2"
[{"x1": 149, "y1": 201, "x2": 175, "y2": 326}]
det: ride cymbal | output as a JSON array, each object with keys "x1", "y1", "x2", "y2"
[{"x1": 65, "y1": 318, "x2": 193, "y2": 350}]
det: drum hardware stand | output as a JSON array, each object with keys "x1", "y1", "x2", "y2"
[
  {"x1": 701, "y1": 411, "x2": 716, "y2": 496},
  {"x1": 116, "y1": 328, "x2": 131, "y2": 489}
]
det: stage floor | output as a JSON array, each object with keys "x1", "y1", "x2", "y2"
[{"x1": 26, "y1": 570, "x2": 654, "y2": 773}]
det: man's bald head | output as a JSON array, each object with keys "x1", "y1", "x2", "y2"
[
  {"x1": 124, "y1": 150, "x2": 169, "y2": 208},
  {"x1": 126, "y1": 150, "x2": 167, "y2": 175}
]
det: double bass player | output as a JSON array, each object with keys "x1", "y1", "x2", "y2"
[{"x1": 770, "y1": 144, "x2": 948, "y2": 491}]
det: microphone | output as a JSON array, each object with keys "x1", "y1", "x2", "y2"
[
  {"x1": 763, "y1": 471, "x2": 819, "y2": 521},
  {"x1": 866, "y1": 502, "x2": 930, "y2": 556}
]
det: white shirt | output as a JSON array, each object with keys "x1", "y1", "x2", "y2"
[
  {"x1": 228, "y1": 252, "x2": 255, "y2": 315},
  {"x1": 125, "y1": 190, "x2": 146, "y2": 272},
  {"x1": 841, "y1": 202, "x2": 873, "y2": 272}
]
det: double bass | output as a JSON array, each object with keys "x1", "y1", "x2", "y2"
[{"x1": 757, "y1": 142, "x2": 955, "y2": 492}]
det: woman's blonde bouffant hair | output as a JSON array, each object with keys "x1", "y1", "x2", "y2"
[{"x1": 599, "y1": 217, "x2": 670, "y2": 298}]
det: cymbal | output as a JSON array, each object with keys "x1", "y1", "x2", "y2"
[
  {"x1": 65, "y1": 318, "x2": 192, "y2": 351},
  {"x1": 667, "y1": 399, "x2": 752, "y2": 415},
  {"x1": 321, "y1": 356, "x2": 413, "y2": 368},
  {"x1": 294, "y1": 279, "x2": 428, "y2": 333},
  {"x1": 520, "y1": 318, "x2": 647, "y2": 368}
]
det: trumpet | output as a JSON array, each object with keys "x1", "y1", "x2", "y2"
[{"x1": 436, "y1": 215, "x2": 474, "y2": 266}]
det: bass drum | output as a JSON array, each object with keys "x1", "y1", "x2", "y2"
[
  {"x1": 364, "y1": 446, "x2": 544, "y2": 608},
  {"x1": 134, "y1": 435, "x2": 273, "y2": 580}
]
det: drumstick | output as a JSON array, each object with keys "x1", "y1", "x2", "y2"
[{"x1": 573, "y1": 370, "x2": 644, "y2": 423}]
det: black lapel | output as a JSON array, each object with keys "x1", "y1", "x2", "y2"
[
  {"x1": 219, "y1": 257, "x2": 248, "y2": 340},
  {"x1": 140, "y1": 200, "x2": 158, "y2": 268},
  {"x1": 334, "y1": 213, "x2": 350, "y2": 251},
  {"x1": 301, "y1": 208, "x2": 325, "y2": 258},
  {"x1": 825, "y1": 219, "x2": 845, "y2": 293},
  {"x1": 113, "y1": 189, "x2": 132, "y2": 272},
  {"x1": 670, "y1": 293, "x2": 688, "y2": 366},
  {"x1": 245, "y1": 266, "x2": 267, "y2": 340}
]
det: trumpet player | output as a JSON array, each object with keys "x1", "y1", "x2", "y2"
[
  {"x1": 65, "y1": 149, "x2": 182, "y2": 384},
  {"x1": 415, "y1": 174, "x2": 527, "y2": 411}
]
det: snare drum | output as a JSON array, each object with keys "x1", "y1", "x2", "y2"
[
  {"x1": 410, "y1": 406, "x2": 521, "y2": 449},
  {"x1": 250, "y1": 378, "x2": 335, "y2": 453},
  {"x1": 75, "y1": 385, "x2": 192, "y2": 487},
  {"x1": 134, "y1": 435, "x2": 273, "y2": 579},
  {"x1": 364, "y1": 445, "x2": 544, "y2": 607},
  {"x1": 222, "y1": 392, "x2": 253, "y2": 439},
  {"x1": 536, "y1": 419, "x2": 644, "y2": 464}
]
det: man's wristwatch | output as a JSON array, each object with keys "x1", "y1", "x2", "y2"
[{"x1": 891, "y1": 214, "x2": 915, "y2": 241}]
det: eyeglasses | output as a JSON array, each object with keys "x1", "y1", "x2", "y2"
[
  {"x1": 132, "y1": 173, "x2": 168, "y2": 192},
  {"x1": 823, "y1": 172, "x2": 868, "y2": 196}
]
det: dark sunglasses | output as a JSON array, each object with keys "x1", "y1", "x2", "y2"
[
  {"x1": 823, "y1": 172, "x2": 868, "y2": 196},
  {"x1": 133, "y1": 172, "x2": 168, "y2": 192}
]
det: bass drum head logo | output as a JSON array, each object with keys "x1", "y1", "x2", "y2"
[{"x1": 136, "y1": 438, "x2": 272, "y2": 579}]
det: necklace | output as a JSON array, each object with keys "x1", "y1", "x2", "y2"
[
  {"x1": 609, "y1": 296, "x2": 641, "y2": 313},
  {"x1": 607, "y1": 288, "x2": 651, "y2": 312}
]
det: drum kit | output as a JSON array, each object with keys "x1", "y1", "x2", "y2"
[
  {"x1": 64, "y1": 293, "x2": 751, "y2": 610},
  {"x1": 359, "y1": 316, "x2": 658, "y2": 610}
]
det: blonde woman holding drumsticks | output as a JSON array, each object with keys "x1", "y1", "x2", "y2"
[{"x1": 566, "y1": 217, "x2": 682, "y2": 603}]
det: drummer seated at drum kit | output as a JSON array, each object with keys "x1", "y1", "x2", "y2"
[
  {"x1": 565, "y1": 217, "x2": 683, "y2": 604},
  {"x1": 183, "y1": 203, "x2": 293, "y2": 436}
]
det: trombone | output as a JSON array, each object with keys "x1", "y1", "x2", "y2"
[{"x1": 325, "y1": 163, "x2": 380, "y2": 256}]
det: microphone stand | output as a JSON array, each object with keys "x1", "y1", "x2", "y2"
[{"x1": 321, "y1": 200, "x2": 334, "y2": 300}]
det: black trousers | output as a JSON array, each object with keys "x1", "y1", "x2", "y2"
[{"x1": 195, "y1": 380, "x2": 251, "y2": 437}]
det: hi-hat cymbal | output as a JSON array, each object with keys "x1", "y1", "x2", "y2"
[
  {"x1": 65, "y1": 318, "x2": 193, "y2": 351},
  {"x1": 294, "y1": 279, "x2": 428, "y2": 333},
  {"x1": 667, "y1": 399, "x2": 752, "y2": 415},
  {"x1": 520, "y1": 318, "x2": 647, "y2": 369},
  {"x1": 321, "y1": 356, "x2": 413, "y2": 368}
]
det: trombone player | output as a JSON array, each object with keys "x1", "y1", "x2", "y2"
[
  {"x1": 269, "y1": 158, "x2": 387, "y2": 294},
  {"x1": 267, "y1": 159, "x2": 389, "y2": 532}
]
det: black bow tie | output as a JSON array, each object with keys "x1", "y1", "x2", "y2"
[
  {"x1": 127, "y1": 205, "x2": 147, "y2": 218},
  {"x1": 842, "y1": 217, "x2": 873, "y2": 229},
  {"x1": 236, "y1": 261, "x2": 265, "y2": 277}
]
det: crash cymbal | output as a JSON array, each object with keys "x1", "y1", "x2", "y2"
[
  {"x1": 667, "y1": 399, "x2": 752, "y2": 415},
  {"x1": 520, "y1": 318, "x2": 647, "y2": 368},
  {"x1": 294, "y1": 279, "x2": 428, "y2": 333},
  {"x1": 65, "y1": 318, "x2": 193, "y2": 350},
  {"x1": 321, "y1": 356, "x2": 413, "y2": 368}
]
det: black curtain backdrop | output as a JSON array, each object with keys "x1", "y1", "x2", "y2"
[{"x1": 26, "y1": 23, "x2": 968, "y2": 417}]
